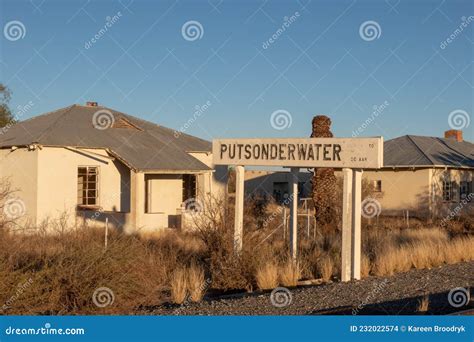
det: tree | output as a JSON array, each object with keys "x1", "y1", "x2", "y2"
[
  {"x1": 310, "y1": 115, "x2": 338, "y2": 230},
  {"x1": 0, "y1": 84, "x2": 14, "y2": 128}
]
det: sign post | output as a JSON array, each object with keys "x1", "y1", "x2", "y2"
[
  {"x1": 351, "y1": 170, "x2": 362, "y2": 280},
  {"x1": 341, "y1": 168, "x2": 353, "y2": 282},
  {"x1": 213, "y1": 137, "x2": 383, "y2": 278},
  {"x1": 233, "y1": 165, "x2": 245, "y2": 253},
  {"x1": 290, "y1": 167, "x2": 299, "y2": 261}
]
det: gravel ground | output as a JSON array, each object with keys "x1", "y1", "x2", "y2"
[{"x1": 148, "y1": 261, "x2": 474, "y2": 315}]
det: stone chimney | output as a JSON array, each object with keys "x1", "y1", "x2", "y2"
[
  {"x1": 444, "y1": 129, "x2": 463, "y2": 142},
  {"x1": 86, "y1": 101, "x2": 98, "y2": 107}
]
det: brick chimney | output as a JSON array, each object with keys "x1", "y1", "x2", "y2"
[
  {"x1": 444, "y1": 129, "x2": 463, "y2": 142},
  {"x1": 86, "y1": 101, "x2": 98, "y2": 107}
]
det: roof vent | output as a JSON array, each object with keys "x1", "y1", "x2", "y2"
[
  {"x1": 86, "y1": 101, "x2": 98, "y2": 107},
  {"x1": 112, "y1": 117, "x2": 142, "y2": 131},
  {"x1": 444, "y1": 129, "x2": 463, "y2": 142}
]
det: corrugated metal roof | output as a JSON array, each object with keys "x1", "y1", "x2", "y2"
[
  {"x1": 0, "y1": 105, "x2": 212, "y2": 171},
  {"x1": 384, "y1": 135, "x2": 474, "y2": 168}
]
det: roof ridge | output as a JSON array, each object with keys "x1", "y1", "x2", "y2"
[
  {"x1": 34, "y1": 105, "x2": 77, "y2": 143},
  {"x1": 434, "y1": 137, "x2": 472, "y2": 166},
  {"x1": 19, "y1": 104, "x2": 75, "y2": 124},
  {"x1": 406, "y1": 135, "x2": 436, "y2": 165}
]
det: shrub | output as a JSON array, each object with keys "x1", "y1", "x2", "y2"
[
  {"x1": 187, "y1": 264, "x2": 206, "y2": 302},
  {"x1": 317, "y1": 255, "x2": 334, "y2": 282},
  {"x1": 170, "y1": 268, "x2": 187, "y2": 305},
  {"x1": 255, "y1": 262, "x2": 278, "y2": 290},
  {"x1": 278, "y1": 260, "x2": 301, "y2": 287}
]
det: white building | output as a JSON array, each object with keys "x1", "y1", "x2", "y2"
[{"x1": 0, "y1": 103, "x2": 226, "y2": 232}]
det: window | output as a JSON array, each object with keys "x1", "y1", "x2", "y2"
[
  {"x1": 77, "y1": 167, "x2": 99, "y2": 206},
  {"x1": 372, "y1": 180, "x2": 382, "y2": 192},
  {"x1": 298, "y1": 182, "x2": 306, "y2": 198},
  {"x1": 183, "y1": 174, "x2": 197, "y2": 201},
  {"x1": 460, "y1": 181, "x2": 472, "y2": 202},
  {"x1": 273, "y1": 182, "x2": 289, "y2": 204},
  {"x1": 442, "y1": 180, "x2": 455, "y2": 202}
]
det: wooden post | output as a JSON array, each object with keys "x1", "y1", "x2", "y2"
[
  {"x1": 104, "y1": 217, "x2": 109, "y2": 250},
  {"x1": 233, "y1": 165, "x2": 245, "y2": 254},
  {"x1": 351, "y1": 170, "x2": 363, "y2": 280},
  {"x1": 283, "y1": 206, "x2": 287, "y2": 241},
  {"x1": 306, "y1": 202, "x2": 310, "y2": 238},
  {"x1": 289, "y1": 167, "x2": 299, "y2": 261},
  {"x1": 341, "y1": 168, "x2": 353, "y2": 282}
]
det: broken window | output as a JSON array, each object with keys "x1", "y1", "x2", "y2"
[
  {"x1": 460, "y1": 181, "x2": 472, "y2": 202},
  {"x1": 442, "y1": 180, "x2": 455, "y2": 202},
  {"x1": 183, "y1": 174, "x2": 197, "y2": 202},
  {"x1": 78, "y1": 166, "x2": 99, "y2": 206},
  {"x1": 373, "y1": 180, "x2": 382, "y2": 192}
]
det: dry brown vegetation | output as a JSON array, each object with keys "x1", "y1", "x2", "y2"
[{"x1": 0, "y1": 189, "x2": 473, "y2": 314}]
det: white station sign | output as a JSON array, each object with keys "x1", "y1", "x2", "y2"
[{"x1": 212, "y1": 137, "x2": 383, "y2": 169}]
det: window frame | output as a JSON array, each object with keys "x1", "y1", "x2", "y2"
[
  {"x1": 460, "y1": 181, "x2": 472, "y2": 202},
  {"x1": 372, "y1": 180, "x2": 382, "y2": 193},
  {"x1": 77, "y1": 166, "x2": 100, "y2": 208},
  {"x1": 442, "y1": 180, "x2": 456, "y2": 202}
]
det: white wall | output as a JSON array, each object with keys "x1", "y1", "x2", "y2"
[
  {"x1": 0, "y1": 147, "x2": 39, "y2": 226},
  {"x1": 188, "y1": 152, "x2": 227, "y2": 198},
  {"x1": 36, "y1": 147, "x2": 130, "y2": 227}
]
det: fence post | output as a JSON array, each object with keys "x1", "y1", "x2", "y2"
[{"x1": 105, "y1": 217, "x2": 109, "y2": 250}]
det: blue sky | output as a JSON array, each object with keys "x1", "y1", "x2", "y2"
[{"x1": 1, "y1": 0, "x2": 473, "y2": 141}]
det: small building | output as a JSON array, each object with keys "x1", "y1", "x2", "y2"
[
  {"x1": 0, "y1": 103, "x2": 226, "y2": 232},
  {"x1": 244, "y1": 131, "x2": 474, "y2": 219}
]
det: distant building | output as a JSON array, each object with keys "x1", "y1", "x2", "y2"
[
  {"x1": 244, "y1": 131, "x2": 474, "y2": 219},
  {"x1": 0, "y1": 103, "x2": 226, "y2": 232}
]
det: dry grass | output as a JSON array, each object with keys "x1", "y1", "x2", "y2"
[
  {"x1": 187, "y1": 264, "x2": 206, "y2": 302},
  {"x1": 372, "y1": 232, "x2": 474, "y2": 277},
  {"x1": 417, "y1": 295, "x2": 430, "y2": 313},
  {"x1": 318, "y1": 255, "x2": 334, "y2": 282},
  {"x1": 361, "y1": 253, "x2": 370, "y2": 278},
  {"x1": 278, "y1": 260, "x2": 301, "y2": 287},
  {"x1": 1, "y1": 186, "x2": 474, "y2": 314},
  {"x1": 255, "y1": 262, "x2": 279, "y2": 290},
  {"x1": 170, "y1": 268, "x2": 188, "y2": 304}
]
